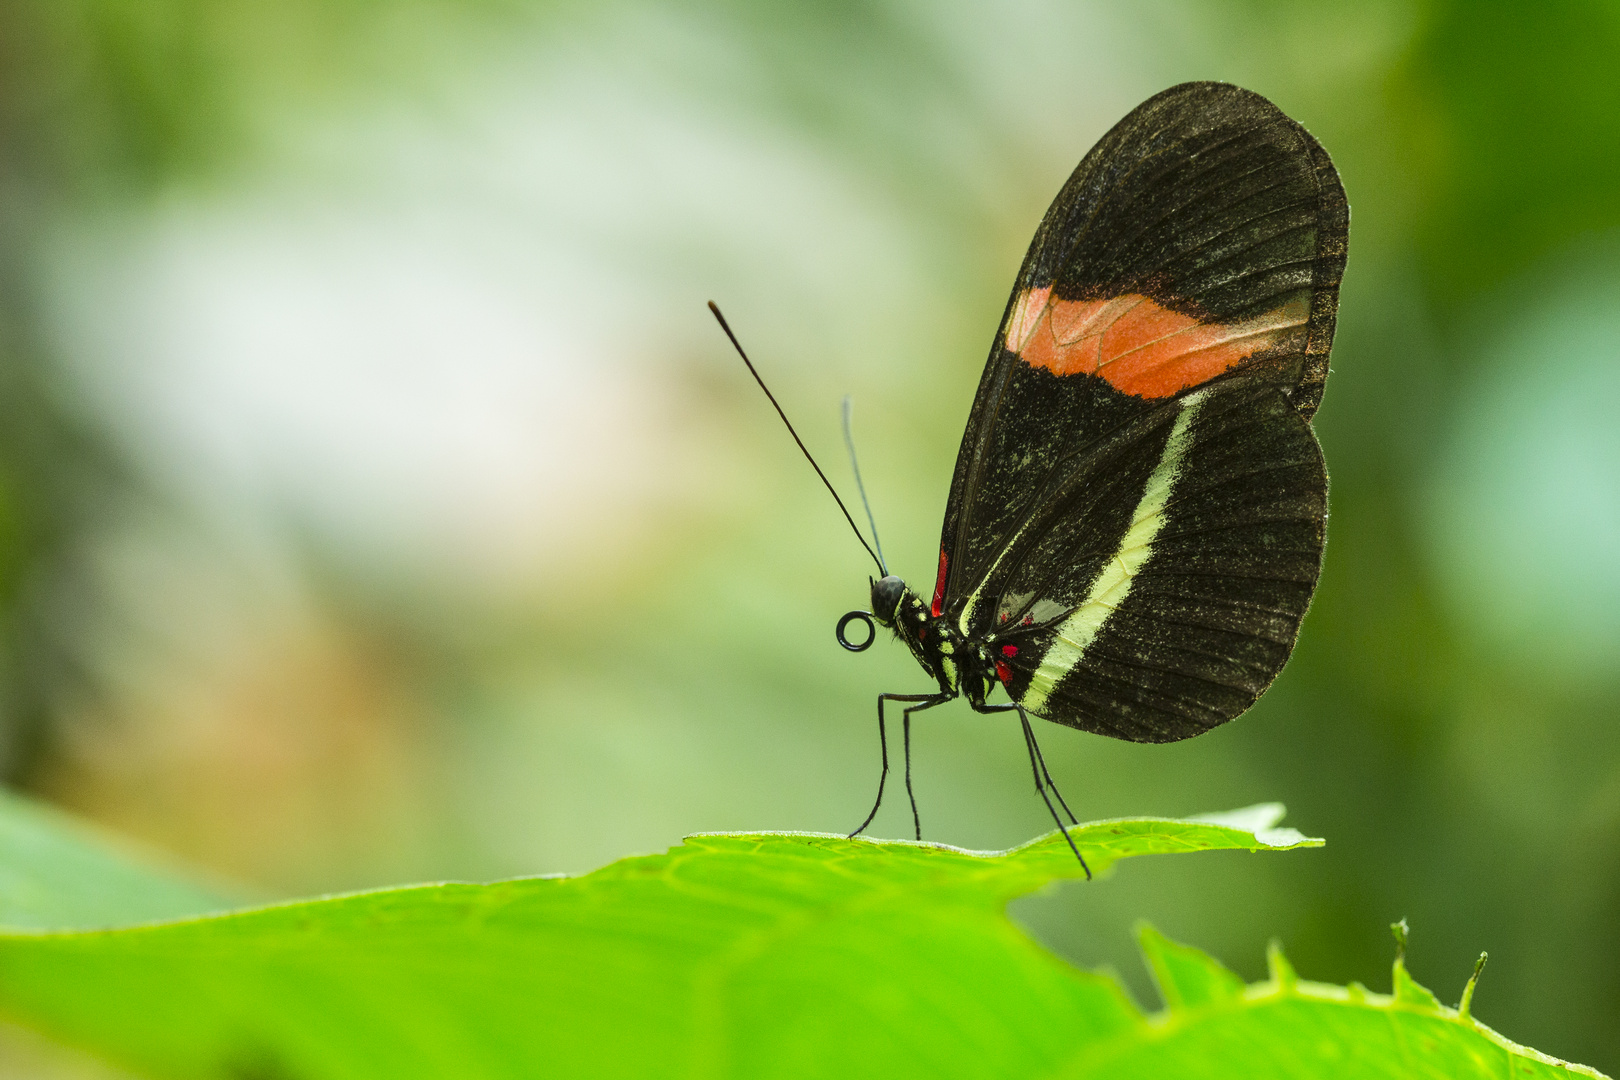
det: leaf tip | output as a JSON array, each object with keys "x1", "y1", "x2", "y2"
[
  {"x1": 1458, "y1": 951, "x2": 1488, "y2": 1021},
  {"x1": 1184, "y1": 803, "x2": 1324, "y2": 850},
  {"x1": 1389, "y1": 920, "x2": 1442, "y2": 1010},
  {"x1": 1266, "y1": 938, "x2": 1297, "y2": 991},
  {"x1": 1136, "y1": 921, "x2": 1244, "y2": 1013}
]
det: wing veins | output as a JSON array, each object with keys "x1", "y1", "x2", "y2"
[
  {"x1": 1057, "y1": 645, "x2": 1259, "y2": 696},
  {"x1": 950, "y1": 397, "x2": 1181, "y2": 610},
  {"x1": 1094, "y1": 319, "x2": 1306, "y2": 374},
  {"x1": 954, "y1": 101, "x2": 1279, "y2": 589},
  {"x1": 1154, "y1": 193, "x2": 1322, "y2": 278},
  {"x1": 1085, "y1": 150, "x2": 1300, "y2": 278}
]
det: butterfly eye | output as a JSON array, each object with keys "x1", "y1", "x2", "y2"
[{"x1": 870, "y1": 575, "x2": 907, "y2": 621}]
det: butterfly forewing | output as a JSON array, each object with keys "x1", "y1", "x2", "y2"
[{"x1": 940, "y1": 81, "x2": 1347, "y2": 742}]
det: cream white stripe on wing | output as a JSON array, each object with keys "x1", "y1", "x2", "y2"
[{"x1": 1020, "y1": 388, "x2": 1210, "y2": 714}]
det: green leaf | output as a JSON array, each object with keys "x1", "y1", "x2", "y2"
[
  {"x1": 1075, "y1": 932, "x2": 1605, "y2": 1079},
  {"x1": 0, "y1": 794, "x2": 1603, "y2": 1079},
  {"x1": 1138, "y1": 922, "x2": 1245, "y2": 1011},
  {"x1": 1390, "y1": 917, "x2": 1443, "y2": 1011},
  {"x1": 0, "y1": 788, "x2": 233, "y2": 931}
]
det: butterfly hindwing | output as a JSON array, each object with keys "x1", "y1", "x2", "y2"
[
  {"x1": 994, "y1": 382, "x2": 1326, "y2": 740},
  {"x1": 939, "y1": 82, "x2": 1345, "y2": 741}
]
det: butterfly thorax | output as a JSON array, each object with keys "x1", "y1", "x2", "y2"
[{"x1": 870, "y1": 574, "x2": 996, "y2": 706}]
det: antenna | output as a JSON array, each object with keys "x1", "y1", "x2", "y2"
[
  {"x1": 708, "y1": 301, "x2": 885, "y2": 575},
  {"x1": 841, "y1": 396, "x2": 887, "y2": 575}
]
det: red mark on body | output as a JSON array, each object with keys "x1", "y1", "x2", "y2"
[
  {"x1": 930, "y1": 548, "x2": 948, "y2": 618},
  {"x1": 1001, "y1": 645, "x2": 1018, "y2": 657},
  {"x1": 994, "y1": 660, "x2": 1013, "y2": 684},
  {"x1": 1006, "y1": 287, "x2": 1308, "y2": 399}
]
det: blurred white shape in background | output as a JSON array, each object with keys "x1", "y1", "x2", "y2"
[
  {"x1": 41, "y1": 11, "x2": 940, "y2": 603},
  {"x1": 27, "y1": 1, "x2": 1169, "y2": 889}
]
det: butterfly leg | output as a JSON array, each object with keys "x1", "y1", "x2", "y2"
[
  {"x1": 900, "y1": 695, "x2": 954, "y2": 840},
  {"x1": 849, "y1": 692, "x2": 949, "y2": 839},
  {"x1": 1019, "y1": 706, "x2": 1078, "y2": 825},
  {"x1": 1019, "y1": 710, "x2": 1090, "y2": 878},
  {"x1": 972, "y1": 701, "x2": 1089, "y2": 877}
]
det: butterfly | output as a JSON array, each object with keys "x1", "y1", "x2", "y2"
[{"x1": 713, "y1": 82, "x2": 1347, "y2": 875}]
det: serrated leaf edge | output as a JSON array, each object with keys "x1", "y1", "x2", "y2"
[{"x1": 1108, "y1": 930, "x2": 1609, "y2": 1079}]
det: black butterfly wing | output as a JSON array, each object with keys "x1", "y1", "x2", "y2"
[
  {"x1": 984, "y1": 381, "x2": 1327, "y2": 742},
  {"x1": 934, "y1": 82, "x2": 1347, "y2": 742}
]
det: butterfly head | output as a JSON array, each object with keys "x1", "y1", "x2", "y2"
[{"x1": 870, "y1": 575, "x2": 909, "y2": 626}]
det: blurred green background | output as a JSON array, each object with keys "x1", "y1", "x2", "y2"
[{"x1": 1, "y1": 0, "x2": 1618, "y2": 1074}]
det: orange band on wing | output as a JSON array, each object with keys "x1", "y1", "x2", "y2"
[{"x1": 1005, "y1": 288, "x2": 1308, "y2": 398}]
